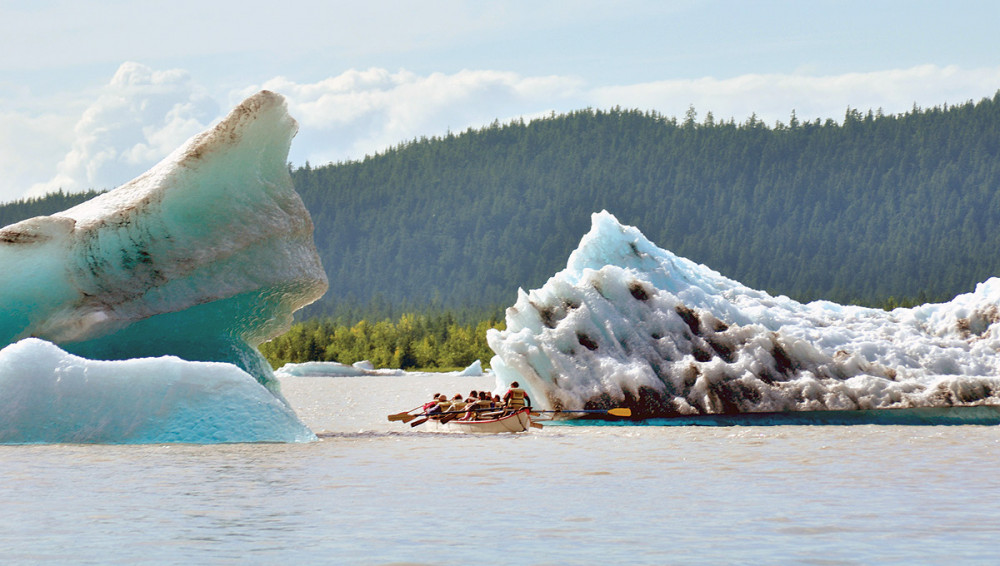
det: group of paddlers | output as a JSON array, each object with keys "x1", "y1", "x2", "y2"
[{"x1": 421, "y1": 381, "x2": 531, "y2": 421}]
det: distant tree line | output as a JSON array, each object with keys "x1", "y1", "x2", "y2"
[
  {"x1": 258, "y1": 313, "x2": 504, "y2": 370},
  {"x1": 0, "y1": 190, "x2": 103, "y2": 228}
]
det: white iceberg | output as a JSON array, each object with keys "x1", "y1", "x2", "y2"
[
  {"x1": 459, "y1": 359, "x2": 484, "y2": 376},
  {"x1": 274, "y1": 361, "x2": 405, "y2": 378},
  {"x1": 275, "y1": 359, "x2": 486, "y2": 378},
  {"x1": 488, "y1": 211, "x2": 1000, "y2": 418}
]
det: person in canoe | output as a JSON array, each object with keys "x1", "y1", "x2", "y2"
[
  {"x1": 423, "y1": 394, "x2": 442, "y2": 412},
  {"x1": 423, "y1": 393, "x2": 449, "y2": 418},
  {"x1": 458, "y1": 391, "x2": 479, "y2": 420},
  {"x1": 441, "y1": 394, "x2": 465, "y2": 420},
  {"x1": 462, "y1": 391, "x2": 496, "y2": 420},
  {"x1": 503, "y1": 382, "x2": 530, "y2": 414}
]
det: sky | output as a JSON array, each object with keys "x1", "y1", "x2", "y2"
[{"x1": 1, "y1": 0, "x2": 999, "y2": 202}]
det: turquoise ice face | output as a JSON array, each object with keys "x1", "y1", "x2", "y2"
[
  {"x1": 0, "y1": 91, "x2": 328, "y2": 388},
  {"x1": 0, "y1": 216, "x2": 78, "y2": 343}
]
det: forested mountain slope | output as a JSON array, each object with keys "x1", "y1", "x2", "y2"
[
  {"x1": 5, "y1": 93, "x2": 1000, "y2": 319},
  {"x1": 294, "y1": 93, "x2": 1000, "y2": 315}
]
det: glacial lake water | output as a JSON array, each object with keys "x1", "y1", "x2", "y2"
[{"x1": 2, "y1": 372, "x2": 999, "y2": 565}]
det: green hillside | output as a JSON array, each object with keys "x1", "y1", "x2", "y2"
[
  {"x1": 294, "y1": 93, "x2": 1000, "y2": 315},
  {"x1": 5, "y1": 93, "x2": 1000, "y2": 320}
]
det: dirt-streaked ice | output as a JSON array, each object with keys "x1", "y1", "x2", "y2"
[{"x1": 488, "y1": 211, "x2": 1000, "y2": 418}]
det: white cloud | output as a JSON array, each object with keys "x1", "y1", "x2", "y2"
[
  {"x1": 592, "y1": 65, "x2": 1000, "y2": 126},
  {"x1": 0, "y1": 110, "x2": 76, "y2": 202},
  {"x1": 3, "y1": 62, "x2": 1000, "y2": 204},
  {"x1": 243, "y1": 69, "x2": 587, "y2": 166},
  {"x1": 25, "y1": 62, "x2": 218, "y2": 198}
]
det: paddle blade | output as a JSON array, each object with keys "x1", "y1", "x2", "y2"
[
  {"x1": 607, "y1": 408, "x2": 632, "y2": 417},
  {"x1": 530, "y1": 421, "x2": 544, "y2": 429},
  {"x1": 410, "y1": 417, "x2": 430, "y2": 427},
  {"x1": 387, "y1": 412, "x2": 412, "y2": 422}
]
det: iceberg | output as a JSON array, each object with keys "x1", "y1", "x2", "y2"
[
  {"x1": 273, "y1": 359, "x2": 487, "y2": 378},
  {"x1": 0, "y1": 91, "x2": 327, "y2": 443},
  {"x1": 0, "y1": 339, "x2": 314, "y2": 444},
  {"x1": 274, "y1": 361, "x2": 405, "y2": 378},
  {"x1": 459, "y1": 359, "x2": 485, "y2": 376},
  {"x1": 487, "y1": 211, "x2": 1000, "y2": 419}
]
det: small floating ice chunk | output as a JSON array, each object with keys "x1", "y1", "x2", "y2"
[
  {"x1": 274, "y1": 361, "x2": 405, "y2": 378},
  {"x1": 459, "y1": 359, "x2": 484, "y2": 376}
]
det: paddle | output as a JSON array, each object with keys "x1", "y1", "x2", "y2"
[
  {"x1": 410, "y1": 408, "x2": 468, "y2": 427},
  {"x1": 438, "y1": 412, "x2": 462, "y2": 424},
  {"x1": 387, "y1": 405, "x2": 424, "y2": 422},
  {"x1": 390, "y1": 413, "x2": 420, "y2": 423},
  {"x1": 531, "y1": 408, "x2": 632, "y2": 418}
]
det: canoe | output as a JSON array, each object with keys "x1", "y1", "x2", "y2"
[{"x1": 424, "y1": 408, "x2": 532, "y2": 433}]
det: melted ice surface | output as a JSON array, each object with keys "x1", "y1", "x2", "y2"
[{"x1": 488, "y1": 211, "x2": 1000, "y2": 417}]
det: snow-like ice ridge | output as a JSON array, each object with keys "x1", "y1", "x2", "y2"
[{"x1": 488, "y1": 211, "x2": 1000, "y2": 418}]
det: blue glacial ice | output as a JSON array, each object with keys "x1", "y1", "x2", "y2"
[
  {"x1": 0, "y1": 338, "x2": 315, "y2": 444},
  {"x1": 0, "y1": 91, "x2": 327, "y2": 443},
  {"x1": 488, "y1": 211, "x2": 1000, "y2": 419}
]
